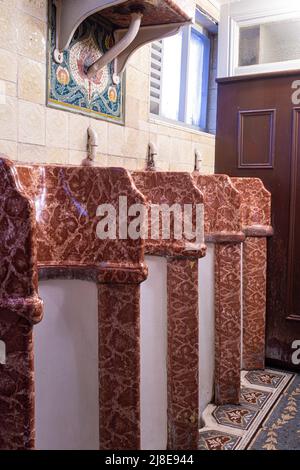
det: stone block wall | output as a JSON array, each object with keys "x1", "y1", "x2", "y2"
[{"x1": 0, "y1": 0, "x2": 217, "y2": 172}]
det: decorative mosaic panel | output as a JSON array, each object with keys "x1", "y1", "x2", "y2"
[{"x1": 47, "y1": 2, "x2": 124, "y2": 124}]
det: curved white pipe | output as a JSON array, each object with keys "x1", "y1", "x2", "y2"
[
  {"x1": 0, "y1": 340, "x2": 6, "y2": 365},
  {"x1": 82, "y1": 126, "x2": 98, "y2": 166},
  {"x1": 146, "y1": 142, "x2": 158, "y2": 171},
  {"x1": 194, "y1": 149, "x2": 203, "y2": 172},
  {"x1": 87, "y1": 12, "x2": 143, "y2": 80}
]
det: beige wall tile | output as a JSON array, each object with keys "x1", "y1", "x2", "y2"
[
  {"x1": 201, "y1": 164, "x2": 215, "y2": 175},
  {"x1": 191, "y1": 131, "x2": 215, "y2": 144},
  {"x1": 108, "y1": 124, "x2": 125, "y2": 156},
  {"x1": 0, "y1": 0, "x2": 17, "y2": 7},
  {"x1": 18, "y1": 0, "x2": 48, "y2": 20},
  {"x1": 138, "y1": 118, "x2": 150, "y2": 134},
  {"x1": 68, "y1": 149, "x2": 87, "y2": 166},
  {"x1": 18, "y1": 12, "x2": 46, "y2": 63},
  {"x1": 170, "y1": 137, "x2": 194, "y2": 165},
  {"x1": 134, "y1": 158, "x2": 147, "y2": 171},
  {"x1": 46, "y1": 147, "x2": 69, "y2": 164},
  {"x1": 122, "y1": 156, "x2": 141, "y2": 171},
  {"x1": 193, "y1": 143, "x2": 215, "y2": 169},
  {"x1": 106, "y1": 155, "x2": 124, "y2": 167},
  {"x1": 145, "y1": 133, "x2": 165, "y2": 168},
  {"x1": 151, "y1": 118, "x2": 194, "y2": 141},
  {"x1": 90, "y1": 119, "x2": 108, "y2": 155},
  {"x1": 149, "y1": 132, "x2": 158, "y2": 149},
  {"x1": 0, "y1": 96, "x2": 18, "y2": 141},
  {"x1": 0, "y1": 139, "x2": 18, "y2": 159},
  {"x1": 0, "y1": 48, "x2": 17, "y2": 82},
  {"x1": 125, "y1": 96, "x2": 140, "y2": 129},
  {"x1": 68, "y1": 113, "x2": 90, "y2": 151},
  {"x1": 123, "y1": 128, "x2": 148, "y2": 159},
  {"x1": 156, "y1": 160, "x2": 170, "y2": 171},
  {"x1": 125, "y1": 96, "x2": 149, "y2": 130},
  {"x1": 0, "y1": 0, "x2": 216, "y2": 173},
  {"x1": 169, "y1": 161, "x2": 193, "y2": 172},
  {"x1": 18, "y1": 100, "x2": 45, "y2": 145},
  {"x1": 149, "y1": 122, "x2": 158, "y2": 135},
  {"x1": 128, "y1": 44, "x2": 151, "y2": 73},
  {"x1": 138, "y1": 44, "x2": 151, "y2": 73},
  {"x1": 68, "y1": 120, "x2": 108, "y2": 162},
  {"x1": 156, "y1": 134, "x2": 171, "y2": 163},
  {"x1": 173, "y1": 0, "x2": 195, "y2": 18},
  {"x1": 18, "y1": 56, "x2": 46, "y2": 104},
  {"x1": 0, "y1": 80, "x2": 17, "y2": 103},
  {"x1": 18, "y1": 142, "x2": 46, "y2": 162},
  {"x1": 46, "y1": 107, "x2": 69, "y2": 148},
  {"x1": 0, "y1": 3, "x2": 18, "y2": 52},
  {"x1": 94, "y1": 153, "x2": 108, "y2": 167},
  {"x1": 4, "y1": 81, "x2": 17, "y2": 97},
  {"x1": 126, "y1": 66, "x2": 150, "y2": 103}
]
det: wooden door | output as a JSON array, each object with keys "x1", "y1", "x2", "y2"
[{"x1": 215, "y1": 70, "x2": 300, "y2": 370}]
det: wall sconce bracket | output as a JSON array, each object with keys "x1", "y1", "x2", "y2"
[{"x1": 53, "y1": 0, "x2": 191, "y2": 82}]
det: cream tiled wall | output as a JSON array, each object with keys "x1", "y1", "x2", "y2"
[{"x1": 0, "y1": 0, "x2": 217, "y2": 173}]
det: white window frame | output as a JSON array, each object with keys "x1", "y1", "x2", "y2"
[
  {"x1": 150, "y1": 22, "x2": 211, "y2": 132},
  {"x1": 178, "y1": 24, "x2": 211, "y2": 129},
  {"x1": 228, "y1": 9, "x2": 300, "y2": 76}
]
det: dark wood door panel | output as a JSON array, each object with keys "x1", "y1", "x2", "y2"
[
  {"x1": 287, "y1": 108, "x2": 300, "y2": 321},
  {"x1": 238, "y1": 109, "x2": 276, "y2": 169},
  {"x1": 215, "y1": 72, "x2": 300, "y2": 369}
]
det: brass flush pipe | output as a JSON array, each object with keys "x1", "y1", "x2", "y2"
[{"x1": 86, "y1": 12, "x2": 143, "y2": 81}]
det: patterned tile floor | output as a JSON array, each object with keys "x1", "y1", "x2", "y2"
[
  {"x1": 249, "y1": 374, "x2": 300, "y2": 450},
  {"x1": 199, "y1": 369, "x2": 293, "y2": 450}
]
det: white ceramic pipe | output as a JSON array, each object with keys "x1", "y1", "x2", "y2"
[
  {"x1": 146, "y1": 142, "x2": 158, "y2": 170},
  {"x1": 194, "y1": 149, "x2": 203, "y2": 172},
  {"x1": 87, "y1": 12, "x2": 143, "y2": 80},
  {"x1": 82, "y1": 126, "x2": 98, "y2": 166},
  {"x1": 0, "y1": 340, "x2": 6, "y2": 365}
]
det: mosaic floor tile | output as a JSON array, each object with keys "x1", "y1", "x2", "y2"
[
  {"x1": 249, "y1": 375, "x2": 300, "y2": 450},
  {"x1": 198, "y1": 430, "x2": 241, "y2": 450},
  {"x1": 200, "y1": 370, "x2": 294, "y2": 450},
  {"x1": 245, "y1": 370, "x2": 284, "y2": 389},
  {"x1": 212, "y1": 405, "x2": 259, "y2": 430},
  {"x1": 240, "y1": 387, "x2": 272, "y2": 409}
]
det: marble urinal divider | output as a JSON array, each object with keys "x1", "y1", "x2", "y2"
[
  {"x1": 193, "y1": 174, "x2": 244, "y2": 406},
  {"x1": 132, "y1": 171, "x2": 206, "y2": 450},
  {"x1": 232, "y1": 178, "x2": 273, "y2": 371},
  {"x1": 1, "y1": 158, "x2": 148, "y2": 450},
  {"x1": 0, "y1": 158, "x2": 43, "y2": 450}
]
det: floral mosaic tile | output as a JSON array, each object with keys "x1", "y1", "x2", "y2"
[
  {"x1": 245, "y1": 370, "x2": 285, "y2": 389},
  {"x1": 200, "y1": 370, "x2": 294, "y2": 450},
  {"x1": 212, "y1": 405, "x2": 259, "y2": 431},
  {"x1": 240, "y1": 387, "x2": 272, "y2": 409},
  {"x1": 198, "y1": 430, "x2": 241, "y2": 450},
  {"x1": 47, "y1": 1, "x2": 124, "y2": 124}
]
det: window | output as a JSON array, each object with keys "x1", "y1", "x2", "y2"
[
  {"x1": 238, "y1": 18, "x2": 300, "y2": 69},
  {"x1": 150, "y1": 8, "x2": 217, "y2": 132},
  {"x1": 227, "y1": 11, "x2": 300, "y2": 77}
]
